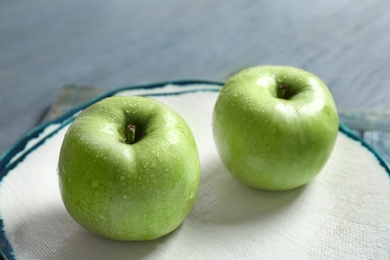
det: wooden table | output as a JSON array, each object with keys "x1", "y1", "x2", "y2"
[{"x1": 1, "y1": 0, "x2": 390, "y2": 159}]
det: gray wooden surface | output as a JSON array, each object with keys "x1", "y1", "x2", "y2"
[{"x1": 1, "y1": 0, "x2": 390, "y2": 156}]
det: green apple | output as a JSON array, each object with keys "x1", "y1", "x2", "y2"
[
  {"x1": 58, "y1": 96, "x2": 200, "y2": 240},
  {"x1": 212, "y1": 66, "x2": 339, "y2": 191}
]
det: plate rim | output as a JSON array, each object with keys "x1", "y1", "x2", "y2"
[
  {"x1": 0, "y1": 79, "x2": 389, "y2": 260},
  {"x1": 1, "y1": 80, "x2": 389, "y2": 177},
  {"x1": 0, "y1": 79, "x2": 224, "y2": 176}
]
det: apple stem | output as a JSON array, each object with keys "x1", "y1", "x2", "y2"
[
  {"x1": 126, "y1": 124, "x2": 136, "y2": 144},
  {"x1": 278, "y1": 84, "x2": 287, "y2": 99}
]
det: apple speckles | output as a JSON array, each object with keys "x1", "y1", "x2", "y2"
[
  {"x1": 151, "y1": 160, "x2": 157, "y2": 168},
  {"x1": 213, "y1": 66, "x2": 338, "y2": 190},
  {"x1": 92, "y1": 180, "x2": 99, "y2": 188},
  {"x1": 58, "y1": 96, "x2": 200, "y2": 240}
]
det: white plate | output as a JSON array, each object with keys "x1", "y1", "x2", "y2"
[{"x1": 0, "y1": 81, "x2": 389, "y2": 260}]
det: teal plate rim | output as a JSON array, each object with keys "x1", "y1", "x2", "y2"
[{"x1": 0, "y1": 80, "x2": 389, "y2": 260}]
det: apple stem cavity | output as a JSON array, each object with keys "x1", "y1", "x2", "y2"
[
  {"x1": 126, "y1": 124, "x2": 136, "y2": 144},
  {"x1": 278, "y1": 84, "x2": 287, "y2": 99}
]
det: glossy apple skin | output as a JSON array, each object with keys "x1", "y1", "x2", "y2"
[
  {"x1": 58, "y1": 96, "x2": 200, "y2": 241},
  {"x1": 212, "y1": 66, "x2": 339, "y2": 191}
]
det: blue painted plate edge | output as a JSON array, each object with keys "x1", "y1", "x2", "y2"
[
  {"x1": 0, "y1": 79, "x2": 223, "y2": 176},
  {"x1": 0, "y1": 80, "x2": 389, "y2": 260}
]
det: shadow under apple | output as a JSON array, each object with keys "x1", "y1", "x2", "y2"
[
  {"x1": 52, "y1": 223, "x2": 181, "y2": 260},
  {"x1": 9, "y1": 206, "x2": 181, "y2": 260},
  {"x1": 194, "y1": 157, "x2": 306, "y2": 225},
  {"x1": 8, "y1": 158, "x2": 307, "y2": 260}
]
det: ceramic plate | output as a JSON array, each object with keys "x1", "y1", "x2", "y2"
[{"x1": 0, "y1": 81, "x2": 389, "y2": 260}]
